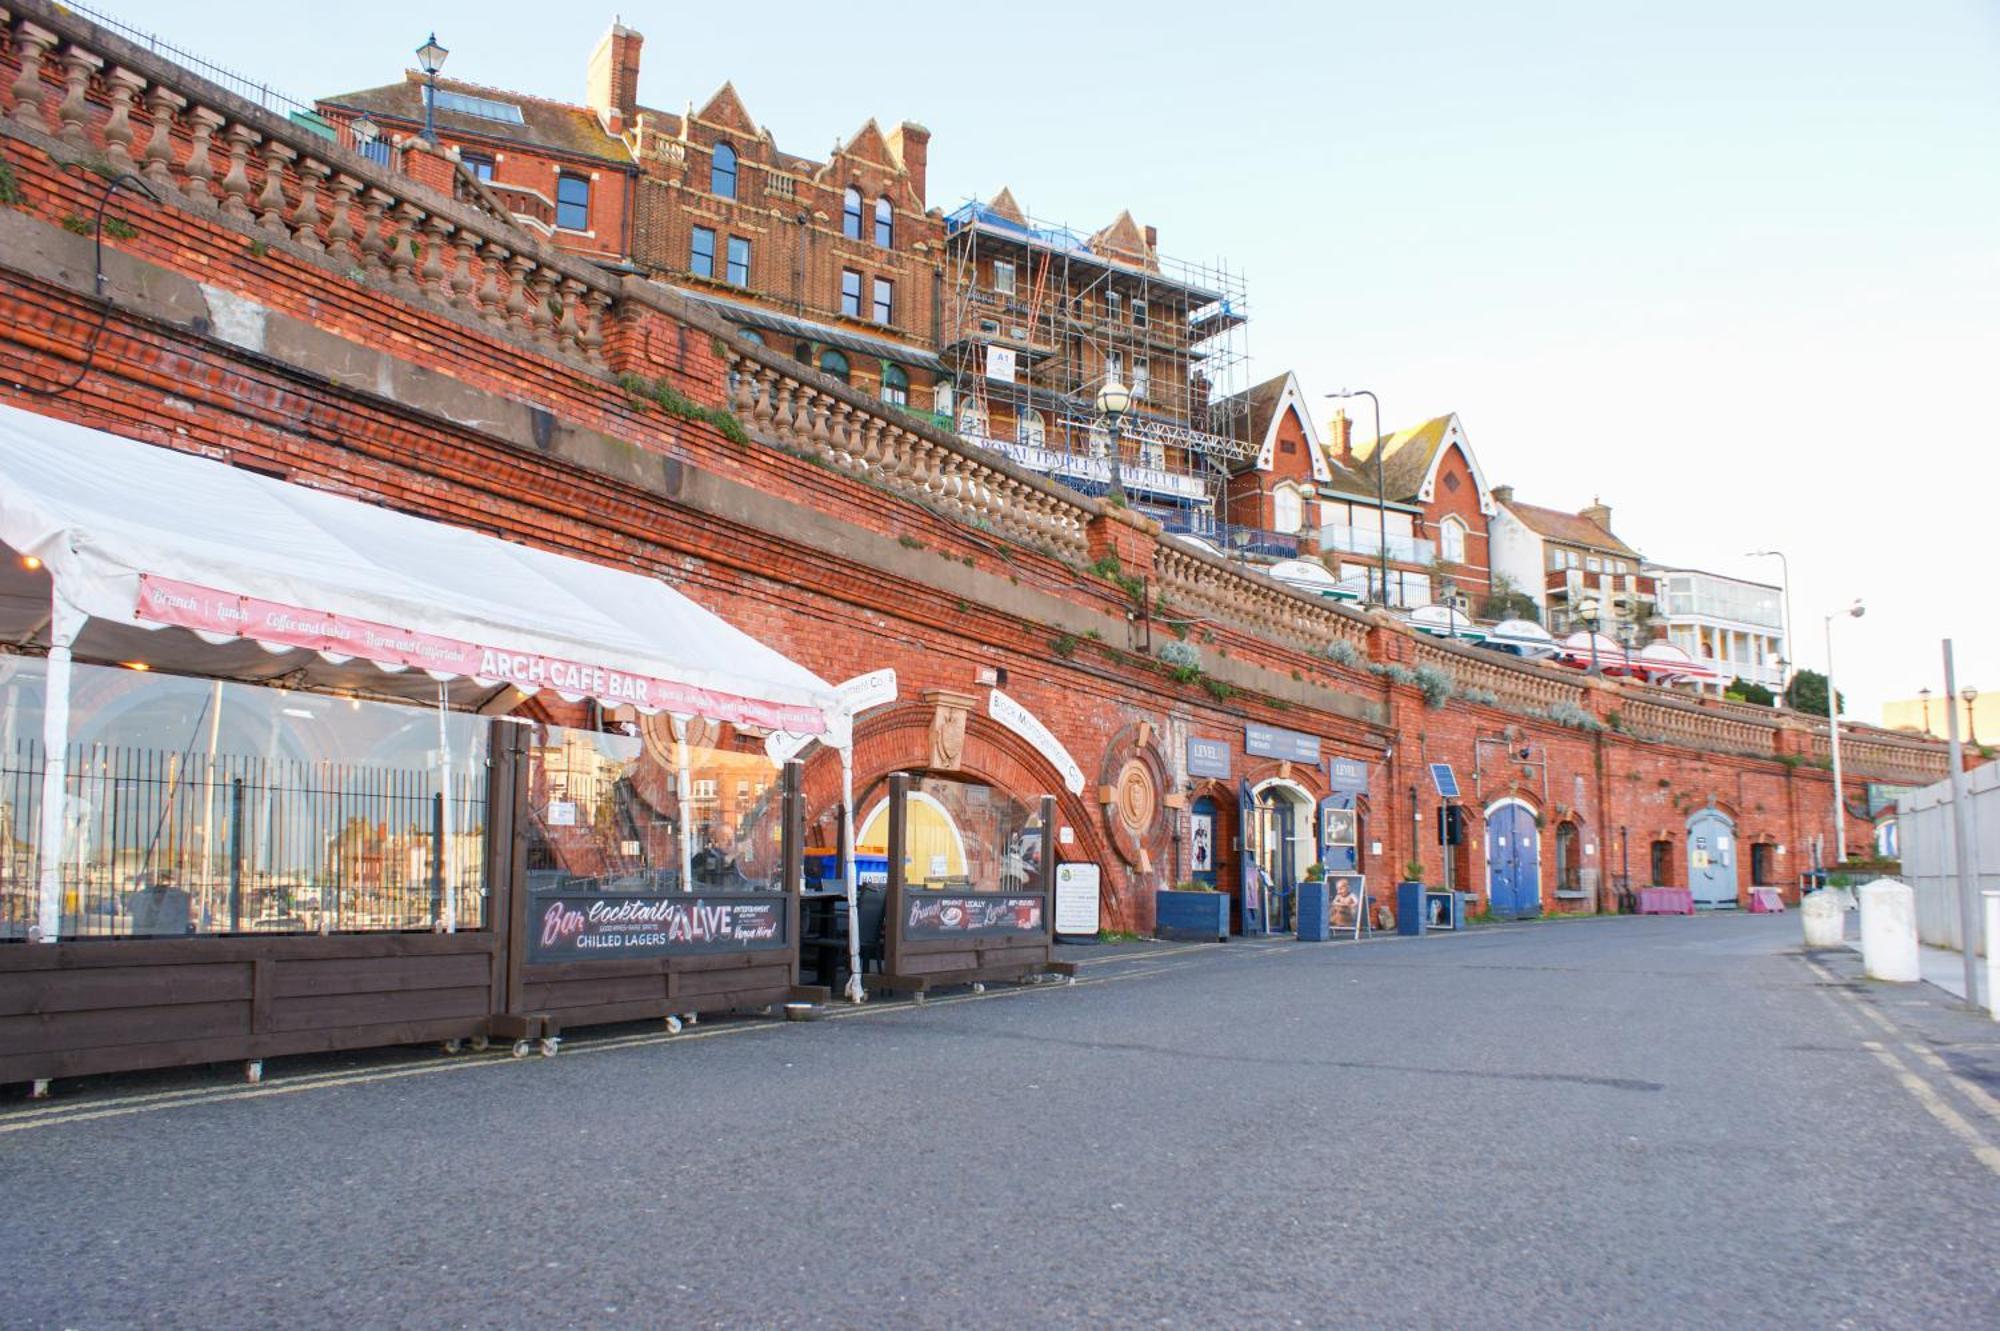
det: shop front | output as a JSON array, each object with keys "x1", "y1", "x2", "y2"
[{"x1": 0, "y1": 406, "x2": 845, "y2": 1089}]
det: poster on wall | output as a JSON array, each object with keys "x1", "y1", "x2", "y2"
[
  {"x1": 1328, "y1": 876, "x2": 1365, "y2": 938},
  {"x1": 1190, "y1": 812, "x2": 1215, "y2": 873},
  {"x1": 1321, "y1": 807, "x2": 1357, "y2": 852}
]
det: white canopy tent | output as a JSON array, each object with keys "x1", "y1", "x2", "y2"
[{"x1": 0, "y1": 404, "x2": 850, "y2": 943}]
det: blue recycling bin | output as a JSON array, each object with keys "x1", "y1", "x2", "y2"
[
  {"x1": 1296, "y1": 880, "x2": 1329, "y2": 942},
  {"x1": 1396, "y1": 881, "x2": 1426, "y2": 936}
]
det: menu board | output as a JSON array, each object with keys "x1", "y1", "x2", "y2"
[
  {"x1": 527, "y1": 893, "x2": 786, "y2": 962},
  {"x1": 1053, "y1": 864, "x2": 1102, "y2": 937},
  {"x1": 903, "y1": 892, "x2": 1045, "y2": 940}
]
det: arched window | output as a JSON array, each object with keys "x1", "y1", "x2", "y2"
[
  {"x1": 957, "y1": 398, "x2": 987, "y2": 438},
  {"x1": 881, "y1": 363, "x2": 909, "y2": 407},
  {"x1": 874, "y1": 195, "x2": 893, "y2": 248},
  {"x1": 1272, "y1": 484, "x2": 1303, "y2": 534},
  {"x1": 842, "y1": 187, "x2": 863, "y2": 239},
  {"x1": 818, "y1": 349, "x2": 850, "y2": 383},
  {"x1": 711, "y1": 142, "x2": 737, "y2": 199},
  {"x1": 737, "y1": 328, "x2": 764, "y2": 346},
  {"x1": 1439, "y1": 515, "x2": 1468, "y2": 564},
  {"x1": 792, "y1": 341, "x2": 813, "y2": 365},
  {"x1": 1555, "y1": 822, "x2": 1581, "y2": 890},
  {"x1": 1016, "y1": 409, "x2": 1046, "y2": 449}
]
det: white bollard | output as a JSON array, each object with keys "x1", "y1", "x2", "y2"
[
  {"x1": 1858, "y1": 879, "x2": 1920, "y2": 983},
  {"x1": 1984, "y1": 892, "x2": 1999, "y2": 1021},
  {"x1": 1801, "y1": 890, "x2": 1845, "y2": 948}
]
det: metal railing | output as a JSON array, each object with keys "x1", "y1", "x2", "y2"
[
  {"x1": 62, "y1": 2, "x2": 317, "y2": 120},
  {"x1": 1318, "y1": 525, "x2": 1435, "y2": 565}
]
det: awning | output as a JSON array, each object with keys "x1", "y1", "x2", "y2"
[{"x1": 0, "y1": 404, "x2": 843, "y2": 736}]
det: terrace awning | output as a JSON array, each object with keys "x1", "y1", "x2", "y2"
[{"x1": 0, "y1": 404, "x2": 843, "y2": 737}]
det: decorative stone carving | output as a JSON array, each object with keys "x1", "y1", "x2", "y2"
[{"x1": 923, "y1": 689, "x2": 976, "y2": 772}]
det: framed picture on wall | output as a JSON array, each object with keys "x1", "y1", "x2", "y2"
[
  {"x1": 1190, "y1": 812, "x2": 1214, "y2": 873},
  {"x1": 1322, "y1": 806, "x2": 1357, "y2": 850}
]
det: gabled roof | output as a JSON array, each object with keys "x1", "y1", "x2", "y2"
[
  {"x1": 1217, "y1": 372, "x2": 1330, "y2": 481},
  {"x1": 694, "y1": 81, "x2": 758, "y2": 137},
  {"x1": 317, "y1": 73, "x2": 631, "y2": 165},
  {"x1": 1090, "y1": 210, "x2": 1152, "y2": 267},
  {"x1": 986, "y1": 187, "x2": 1026, "y2": 224},
  {"x1": 1349, "y1": 412, "x2": 1495, "y2": 514},
  {"x1": 840, "y1": 118, "x2": 897, "y2": 170},
  {"x1": 1503, "y1": 499, "x2": 1640, "y2": 556}
]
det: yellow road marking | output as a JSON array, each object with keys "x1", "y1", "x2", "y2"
[{"x1": 1862, "y1": 1041, "x2": 2000, "y2": 1177}]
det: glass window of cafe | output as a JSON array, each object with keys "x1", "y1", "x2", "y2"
[
  {"x1": 854, "y1": 776, "x2": 1044, "y2": 893},
  {"x1": 1, "y1": 656, "x2": 489, "y2": 941},
  {"x1": 523, "y1": 715, "x2": 784, "y2": 895}
]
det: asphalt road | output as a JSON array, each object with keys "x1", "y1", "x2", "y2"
[{"x1": 4, "y1": 914, "x2": 1997, "y2": 1329}]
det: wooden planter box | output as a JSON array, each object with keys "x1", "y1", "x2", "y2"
[{"x1": 1154, "y1": 889, "x2": 1229, "y2": 942}]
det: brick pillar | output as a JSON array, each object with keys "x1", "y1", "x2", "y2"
[
  {"x1": 396, "y1": 138, "x2": 457, "y2": 195},
  {"x1": 1084, "y1": 505, "x2": 1160, "y2": 571}
]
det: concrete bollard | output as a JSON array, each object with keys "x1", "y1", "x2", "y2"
[
  {"x1": 1801, "y1": 890, "x2": 1845, "y2": 948},
  {"x1": 1858, "y1": 879, "x2": 1920, "y2": 983}
]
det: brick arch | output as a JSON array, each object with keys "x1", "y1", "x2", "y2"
[{"x1": 795, "y1": 702, "x2": 1121, "y2": 921}]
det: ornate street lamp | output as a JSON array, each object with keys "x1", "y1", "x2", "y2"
[
  {"x1": 1095, "y1": 378, "x2": 1132, "y2": 507},
  {"x1": 1825, "y1": 599, "x2": 1864, "y2": 861},
  {"x1": 1918, "y1": 685, "x2": 1933, "y2": 734},
  {"x1": 1577, "y1": 596, "x2": 1602, "y2": 675},
  {"x1": 1330, "y1": 389, "x2": 1387, "y2": 607},
  {"x1": 416, "y1": 33, "x2": 449, "y2": 143},
  {"x1": 1963, "y1": 686, "x2": 1981, "y2": 747}
]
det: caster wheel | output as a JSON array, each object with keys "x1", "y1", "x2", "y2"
[
  {"x1": 972, "y1": 982, "x2": 986, "y2": 994},
  {"x1": 442, "y1": 1039, "x2": 463, "y2": 1055},
  {"x1": 511, "y1": 1040, "x2": 533, "y2": 1059},
  {"x1": 684, "y1": 1013, "x2": 698, "y2": 1027},
  {"x1": 664, "y1": 1016, "x2": 684, "y2": 1035},
  {"x1": 539, "y1": 1038, "x2": 560, "y2": 1058},
  {"x1": 913, "y1": 991, "x2": 927, "y2": 1005},
  {"x1": 1066, "y1": 976, "x2": 1077, "y2": 986},
  {"x1": 469, "y1": 1036, "x2": 490, "y2": 1053},
  {"x1": 244, "y1": 1060, "x2": 263, "y2": 1085}
]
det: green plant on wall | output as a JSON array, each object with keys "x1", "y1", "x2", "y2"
[{"x1": 617, "y1": 371, "x2": 749, "y2": 444}]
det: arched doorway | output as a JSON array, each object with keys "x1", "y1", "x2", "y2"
[
  {"x1": 857, "y1": 791, "x2": 970, "y2": 886},
  {"x1": 1248, "y1": 779, "x2": 1316, "y2": 933},
  {"x1": 1485, "y1": 797, "x2": 1541, "y2": 919},
  {"x1": 1686, "y1": 807, "x2": 1738, "y2": 907}
]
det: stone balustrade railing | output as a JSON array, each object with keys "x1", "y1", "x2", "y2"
[
  {"x1": 721, "y1": 345, "x2": 1096, "y2": 562},
  {"x1": 1802, "y1": 724, "x2": 1949, "y2": 784},
  {"x1": 1408, "y1": 635, "x2": 1587, "y2": 715},
  {"x1": 1617, "y1": 694, "x2": 1778, "y2": 759},
  {"x1": 1152, "y1": 543, "x2": 1372, "y2": 654},
  {"x1": 1, "y1": 0, "x2": 617, "y2": 363}
]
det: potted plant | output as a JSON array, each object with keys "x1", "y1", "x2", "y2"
[{"x1": 1154, "y1": 879, "x2": 1229, "y2": 943}]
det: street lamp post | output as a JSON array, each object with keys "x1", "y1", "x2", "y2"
[
  {"x1": 1578, "y1": 597, "x2": 1603, "y2": 674},
  {"x1": 1329, "y1": 390, "x2": 1387, "y2": 607},
  {"x1": 1963, "y1": 686, "x2": 1981, "y2": 747},
  {"x1": 1918, "y1": 685, "x2": 1933, "y2": 734},
  {"x1": 1095, "y1": 378, "x2": 1132, "y2": 508},
  {"x1": 1747, "y1": 549, "x2": 1793, "y2": 696},
  {"x1": 416, "y1": 33, "x2": 449, "y2": 144},
  {"x1": 1825, "y1": 599, "x2": 1864, "y2": 863}
]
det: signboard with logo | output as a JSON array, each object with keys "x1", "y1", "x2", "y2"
[
  {"x1": 527, "y1": 892, "x2": 786, "y2": 963},
  {"x1": 902, "y1": 892, "x2": 1045, "y2": 940},
  {"x1": 1244, "y1": 723, "x2": 1320, "y2": 764},
  {"x1": 1053, "y1": 864, "x2": 1102, "y2": 938},
  {"x1": 1187, "y1": 736, "x2": 1232, "y2": 780},
  {"x1": 1327, "y1": 757, "x2": 1369, "y2": 794},
  {"x1": 989, "y1": 689, "x2": 1086, "y2": 794},
  {"x1": 985, "y1": 345, "x2": 1018, "y2": 383}
]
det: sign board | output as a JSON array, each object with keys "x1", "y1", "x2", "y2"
[
  {"x1": 1053, "y1": 863, "x2": 1102, "y2": 937},
  {"x1": 527, "y1": 892, "x2": 786, "y2": 963},
  {"x1": 1327, "y1": 757, "x2": 1369, "y2": 794},
  {"x1": 989, "y1": 690, "x2": 1086, "y2": 794},
  {"x1": 1245, "y1": 723, "x2": 1320, "y2": 764},
  {"x1": 767, "y1": 668, "x2": 898, "y2": 764},
  {"x1": 1187, "y1": 736, "x2": 1232, "y2": 780},
  {"x1": 1428, "y1": 762, "x2": 1460, "y2": 799},
  {"x1": 985, "y1": 345, "x2": 1018, "y2": 384},
  {"x1": 902, "y1": 892, "x2": 1045, "y2": 940}
]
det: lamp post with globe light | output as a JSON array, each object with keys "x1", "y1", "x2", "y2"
[
  {"x1": 1825, "y1": 599, "x2": 1864, "y2": 862},
  {"x1": 1095, "y1": 378, "x2": 1132, "y2": 508},
  {"x1": 416, "y1": 33, "x2": 449, "y2": 144},
  {"x1": 1328, "y1": 389, "x2": 1387, "y2": 607}
]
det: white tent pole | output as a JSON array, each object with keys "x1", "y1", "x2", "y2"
[
  {"x1": 34, "y1": 592, "x2": 84, "y2": 944},
  {"x1": 841, "y1": 746, "x2": 864, "y2": 1003},
  {"x1": 436, "y1": 683, "x2": 456, "y2": 933},
  {"x1": 673, "y1": 714, "x2": 694, "y2": 893}
]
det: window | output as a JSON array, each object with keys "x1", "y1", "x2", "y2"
[
  {"x1": 1272, "y1": 484, "x2": 1303, "y2": 534},
  {"x1": 461, "y1": 153, "x2": 494, "y2": 182},
  {"x1": 1107, "y1": 290, "x2": 1123, "y2": 321},
  {"x1": 872, "y1": 276, "x2": 894, "y2": 325},
  {"x1": 1133, "y1": 358, "x2": 1149, "y2": 400},
  {"x1": 1556, "y1": 822, "x2": 1581, "y2": 890},
  {"x1": 356, "y1": 136, "x2": 391, "y2": 167},
  {"x1": 1547, "y1": 548, "x2": 1564, "y2": 572},
  {"x1": 957, "y1": 397, "x2": 987, "y2": 437},
  {"x1": 432, "y1": 89, "x2": 525, "y2": 124},
  {"x1": 1439, "y1": 516, "x2": 1467, "y2": 564},
  {"x1": 1014, "y1": 409, "x2": 1046, "y2": 448},
  {"x1": 690, "y1": 226, "x2": 716, "y2": 278},
  {"x1": 711, "y1": 142, "x2": 737, "y2": 199},
  {"x1": 793, "y1": 341, "x2": 813, "y2": 365},
  {"x1": 881, "y1": 363, "x2": 909, "y2": 407},
  {"x1": 818, "y1": 349, "x2": 849, "y2": 383},
  {"x1": 738, "y1": 328, "x2": 764, "y2": 345},
  {"x1": 874, "y1": 195, "x2": 893, "y2": 248},
  {"x1": 1106, "y1": 351, "x2": 1124, "y2": 386},
  {"x1": 693, "y1": 778, "x2": 718, "y2": 801},
  {"x1": 555, "y1": 173, "x2": 590, "y2": 231},
  {"x1": 726, "y1": 235, "x2": 751, "y2": 286},
  {"x1": 992, "y1": 260, "x2": 1015, "y2": 296},
  {"x1": 1650, "y1": 839, "x2": 1674, "y2": 886},
  {"x1": 1586, "y1": 555, "x2": 1602, "y2": 573},
  {"x1": 1443, "y1": 470, "x2": 1462, "y2": 492},
  {"x1": 842, "y1": 187, "x2": 863, "y2": 239},
  {"x1": 841, "y1": 268, "x2": 862, "y2": 318},
  {"x1": 735, "y1": 779, "x2": 750, "y2": 800},
  {"x1": 1133, "y1": 298, "x2": 1148, "y2": 328},
  {"x1": 934, "y1": 381, "x2": 953, "y2": 417}
]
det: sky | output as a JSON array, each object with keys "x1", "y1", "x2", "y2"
[{"x1": 85, "y1": 0, "x2": 2000, "y2": 717}]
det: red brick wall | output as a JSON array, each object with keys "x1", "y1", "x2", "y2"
[{"x1": 1422, "y1": 442, "x2": 1491, "y2": 603}]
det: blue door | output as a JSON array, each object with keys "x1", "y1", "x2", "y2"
[{"x1": 1485, "y1": 804, "x2": 1541, "y2": 919}]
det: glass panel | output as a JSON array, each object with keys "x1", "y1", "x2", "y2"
[
  {"x1": 524, "y1": 718, "x2": 782, "y2": 895},
  {"x1": 556, "y1": 174, "x2": 590, "y2": 230},
  {"x1": 712, "y1": 144, "x2": 737, "y2": 199},
  {"x1": 2, "y1": 659, "x2": 489, "y2": 941},
  {"x1": 895, "y1": 777, "x2": 1041, "y2": 893}
]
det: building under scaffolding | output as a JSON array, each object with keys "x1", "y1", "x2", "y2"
[{"x1": 940, "y1": 191, "x2": 1253, "y2": 527}]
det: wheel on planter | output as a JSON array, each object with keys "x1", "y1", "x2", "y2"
[
  {"x1": 511, "y1": 1040, "x2": 533, "y2": 1060},
  {"x1": 539, "y1": 1037, "x2": 560, "y2": 1058},
  {"x1": 664, "y1": 1015, "x2": 684, "y2": 1035}
]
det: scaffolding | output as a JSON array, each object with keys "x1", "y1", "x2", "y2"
[{"x1": 939, "y1": 197, "x2": 1253, "y2": 523}]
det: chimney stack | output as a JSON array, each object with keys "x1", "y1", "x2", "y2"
[
  {"x1": 887, "y1": 121, "x2": 930, "y2": 204},
  {"x1": 1491, "y1": 483, "x2": 1514, "y2": 505},
  {"x1": 1580, "y1": 496, "x2": 1613, "y2": 533},
  {"x1": 587, "y1": 22, "x2": 644, "y2": 134},
  {"x1": 1329, "y1": 408, "x2": 1353, "y2": 463}
]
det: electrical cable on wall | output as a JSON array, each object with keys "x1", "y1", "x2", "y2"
[{"x1": 7, "y1": 166, "x2": 160, "y2": 399}]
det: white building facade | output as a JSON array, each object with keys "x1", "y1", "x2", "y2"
[{"x1": 1646, "y1": 565, "x2": 1786, "y2": 695}]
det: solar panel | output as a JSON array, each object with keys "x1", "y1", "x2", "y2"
[{"x1": 1428, "y1": 763, "x2": 1460, "y2": 799}]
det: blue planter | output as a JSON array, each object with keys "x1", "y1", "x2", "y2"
[
  {"x1": 1296, "y1": 880, "x2": 1330, "y2": 942},
  {"x1": 1155, "y1": 889, "x2": 1229, "y2": 942}
]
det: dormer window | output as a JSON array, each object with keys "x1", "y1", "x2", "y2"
[{"x1": 712, "y1": 142, "x2": 738, "y2": 199}]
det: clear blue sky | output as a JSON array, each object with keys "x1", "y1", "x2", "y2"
[{"x1": 89, "y1": 0, "x2": 2000, "y2": 717}]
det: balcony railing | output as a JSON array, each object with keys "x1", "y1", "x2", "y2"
[{"x1": 1318, "y1": 525, "x2": 1434, "y2": 565}]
